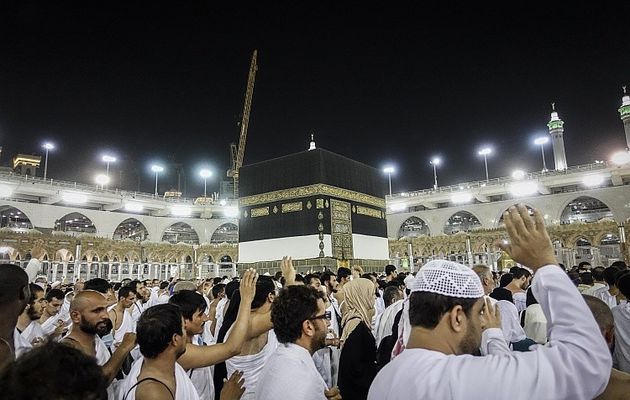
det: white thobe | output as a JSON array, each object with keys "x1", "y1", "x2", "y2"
[
  {"x1": 108, "y1": 305, "x2": 136, "y2": 351},
  {"x1": 592, "y1": 286, "x2": 618, "y2": 309},
  {"x1": 119, "y1": 357, "x2": 200, "y2": 400},
  {"x1": 367, "y1": 265, "x2": 612, "y2": 400},
  {"x1": 582, "y1": 282, "x2": 607, "y2": 296},
  {"x1": 14, "y1": 328, "x2": 32, "y2": 358},
  {"x1": 213, "y1": 298, "x2": 227, "y2": 337},
  {"x1": 40, "y1": 315, "x2": 62, "y2": 337},
  {"x1": 513, "y1": 291, "x2": 527, "y2": 314},
  {"x1": 255, "y1": 343, "x2": 328, "y2": 400},
  {"x1": 497, "y1": 300, "x2": 526, "y2": 343},
  {"x1": 523, "y1": 303, "x2": 547, "y2": 344},
  {"x1": 19, "y1": 321, "x2": 46, "y2": 345},
  {"x1": 374, "y1": 300, "x2": 404, "y2": 347},
  {"x1": 226, "y1": 330, "x2": 278, "y2": 400},
  {"x1": 613, "y1": 302, "x2": 630, "y2": 373}
]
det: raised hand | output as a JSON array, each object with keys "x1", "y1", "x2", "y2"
[
  {"x1": 221, "y1": 370, "x2": 246, "y2": 400},
  {"x1": 481, "y1": 297, "x2": 501, "y2": 331},
  {"x1": 239, "y1": 269, "x2": 258, "y2": 305},
  {"x1": 280, "y1": 256, "x2": 296, "y2": 286},
  {"x1": 495, "y1": 204, "x2": 557, "y2": 272}
]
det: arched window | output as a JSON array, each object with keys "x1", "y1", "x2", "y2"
[
  {"x1": 0, "y1": 206, "x2": 33, "y2": 229},
  {"x1": 54, "y1": 213, "x2": 96, "y2": 234},
  {"x1": 443, "y1": 211, "x2": 481, "y2": 235},
  {"x1": 113, "y1": 218, "x2": 149, "y2": 241},
  {"x1": 162, "y1": 223, "x2": 199, "y2": 245},
  {"x1": 211, "y1": 223, "x2": 238, "y2": 244},
  {"x1": 220, "y1": 255, "x2": 233, "y2": 263},
  {"x1": 398, "y1": 217, "x2": 430, "y2": 238},
  {"x1": 561, "y1": 197, "x2": 613, "y2": 224}
]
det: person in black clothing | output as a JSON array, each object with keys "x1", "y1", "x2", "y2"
[{"x1": 338, "y1": 277, "x2": 378, "y2": 400}]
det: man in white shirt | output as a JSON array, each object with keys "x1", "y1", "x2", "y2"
[
  {"x1": 256, "y1": 284, "x2": 341, "y2": 400},
  {"x1": 368, "y1": 205, "x2": 611, "y2": 400},
  {"x1": 506, "y1": 267, "x2": 530, "y2": 313},
  {"x1": 15, "y1": 283, "x2": 46, "y2": 346},
  {"x1": 39, "y1": 288, "x2": 67, "y2": 339}
]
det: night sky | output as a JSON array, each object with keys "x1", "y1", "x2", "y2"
[{"x1": 1, "y1": 3, "x2": 629, "y2": 196}]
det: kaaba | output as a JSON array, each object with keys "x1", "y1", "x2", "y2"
[{"x1": 238, "y1": 148, "x2": 389, "y2": 268}]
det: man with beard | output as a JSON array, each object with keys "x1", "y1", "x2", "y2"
[
  {"x1": 16, "y1": 283, "x2": 46, "y2": 346},
  {"x1": 255, "y1": 285, "x2": 341, "y2": 400},
  {"x1": 63, "y1": 290, "x2": 136, "y2": 385},
  {"x1": 39, "y1": 288, "x2": 67, "y2": 339},
  {"x1": 118, "y1": 303, "x2": 198, "y2": 400},
  {"x1": 128, "y1": 280, "x2": 150, "y2": 323},
  {"x1": 368, "y1": 205, "x2": 612, "y2": 400},
  {"x1": 506, "y1": 267, "x2": 532, "y2": 313}
]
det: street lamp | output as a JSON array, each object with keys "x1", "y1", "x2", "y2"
[
  {"x1": 429, "y1": 157, "x2": 441, "y2": 190},
  {"x1": 102, "y1": 155, "x2": 116, "y2": 188},
  {"x1": 42, "y1": 142, "x2": 55, "y2": 180},
  {"x1": 533, "y1": 137, "x2": 549, "y2": 172},
  {"x1": 151, "y1": 165, "x2": 164, "y2": 196},
  {"x1": 199, "y1": 169, "x2": 213, "y2": 197},
  {"x1": 478, "y1": 147, "x2": 492, "y2": 182},
  {"x1": 95, "y1": 174, "x2": 110, "y2": 189},
  {"x1": 383, "y1": 166, "x2": 395, "y2": 196}
]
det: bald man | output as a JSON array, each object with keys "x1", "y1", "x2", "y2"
[
  {"x1": 0, "y1": 263, "x2": 31, "y2": 369},
  {"x1": 583, "y1": 295, "x2": 630, "y2": 400},
  {"x1": 63, "y1": 290, "x2": 136, "y2": 384}
]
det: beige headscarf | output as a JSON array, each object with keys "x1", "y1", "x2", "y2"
[{"x1": 340, "y1": 278, "x2": 375, "y2": 345}]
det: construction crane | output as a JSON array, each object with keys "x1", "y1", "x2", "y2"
[{"x1": 227, "y1": 50, "x2": 258, "y2": 199}]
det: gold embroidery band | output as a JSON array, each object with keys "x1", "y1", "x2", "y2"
[
  {"x1": 239, "y1": 184, "x2": 385, "y2": 208},
  {"x1": 281, "y1": 202, "x2": 303, "y2": 213},
  {"x1": 250, "y1": 207, "x2": 269, "y2": 217},
  {"x1": 356, "y1": 206, "x2": 382, "y2": 219}
]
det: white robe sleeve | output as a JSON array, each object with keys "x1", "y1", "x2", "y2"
[{"x1": 450, "y1": 265, "x2": 612, "y2": 400}]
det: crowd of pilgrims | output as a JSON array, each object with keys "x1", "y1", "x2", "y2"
[{"x1": 1, "y1": 205, "x2": 630, "y2": 399}]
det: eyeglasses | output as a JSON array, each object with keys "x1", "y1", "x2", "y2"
[{"x1": 308, "y1": 311, "x2": 331, "y2": 321}]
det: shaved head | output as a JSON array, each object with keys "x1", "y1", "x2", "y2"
[
  {"x1": 583, "y1": 294, "x2": 614, "y2": 333},
  {"x1": 70, "y1": 290, "x2": 107, "y2": 312}
]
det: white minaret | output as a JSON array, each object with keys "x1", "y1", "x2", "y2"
[
  {"x1": 308, "y1": 133, "x2": 316, "y2": 151},
  {"x1": 619, "y1": 86, "x2": 630, "y2": 150},
  {"x1": 547, "y1": 103, "x2": 567, "y2": 171}
]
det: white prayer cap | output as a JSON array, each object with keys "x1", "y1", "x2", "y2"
[
  {"x1": 408, "y1": 260, "x2": 484, "y2": 299},
  {"x1": 403, "y1": 273, "x2": 415, "y2": 287}
]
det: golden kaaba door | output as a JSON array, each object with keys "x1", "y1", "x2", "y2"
[{"x1": 330, "y1": 199, "x2": 353, "y2": 259}]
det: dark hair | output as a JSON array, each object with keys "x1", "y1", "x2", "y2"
[
  {"x1": 499, "y1": 273, "x2": 513, "y2": 288},
  {"x1": 525, "y1": 287, "x2": 538, "y2": 307},
  {"x1": 304, "y1": 274, "x2": 321, "y2": 286},
  {"x1": 320, "y1": 271, "x2": 336, "y2": 286},
  {"x1": 490, "y1": 287, "x2": 514, "y2": 303},
  {"x1": 45, "y1": 288, "x2": 65, "y2": 303},
  {"x1": 610, "y1": 261, "x2": 627, "y2": 270},
  {"x1": 225, "y1": 281, "x2": 240, "y2": 299},
  {"x1": 295, "y1": 274, "x2": 305, "y2": 284},
  {"x1": 251, "y1": 276, "x2": 276, "y2": 309},
  {"x1": 616, "y1": 271, "x2": 630, "y2": 299},
  {"x1": 578, "y1": 261, "x2": 591, "y2": 269},
  {"x1": 28, "y1": 283, "x2": 44, "y2": 305},
  {"x1": 271, "y1": 285, "x2": 325, "y2": 344},
  {"x1": 385, "y1": 264, "x2": 396, "y2": 276},
  {"x1": 136, "y1": 304, "x2": 183, "y2": 359},
  {"x1": 84, "y1": 278, "x2": 112, "y2": 294},
  {"x1": 117, "y1": 286, "x2": 134, "y2": 300},
  {"x1": 513, "y1": 268, "x2": 531, "y2": 280},
  {"x1": 603, "y1": 266, "x2": 623, "y2": 286},
  {"x1": 168, "y1": 290, "x2": 207, "y2": 320},
  {"x1": 212, "y1": 283, "x2": 226, "y2": 298},
  {"x1": 159, "y1": 281, "x2": 169, "y2": 290},
  {"x1": 126, "y1": 280, "x2": 142, "y2": 294},
  {"x1": 0, "y1": 340, "x2": 108, "y2": 399},
  {"x1": 408, "y1": 291, "x2": 479, "y2": 329},
  {"x1": 336, "y1": 267, "x2": 351, "y2": 282},
  {"x1": 383, "y1": 286, "x2": 402, "y2": 308},
  {"x1": 580, "y1": 271, "x2": 594, "y2": 286},
  {"x1": 592, "y1": 266, "x2": 605, "y2": 281},
  {"x1": 509, "y1": 266, "x2": 521, "y2": 274},
  {"x1": 212, "y1": 277, "x2": 223, "y2": 285},
  {"x1": 274, "y1": 271, "x2": 283, "y2": 281}
]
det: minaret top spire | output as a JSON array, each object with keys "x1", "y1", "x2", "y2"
[{"x1": 308, "y1": 133, "x2": 316, "y2": 151}]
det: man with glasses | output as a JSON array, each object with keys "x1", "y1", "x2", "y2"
[{"x1": 256, "y1": 285, "x2": 342, "y2": 400}]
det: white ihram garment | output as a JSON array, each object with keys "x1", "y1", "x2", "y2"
[
  {"x1": 119, "y1": 357, "x2": 200, "y2": 400},
  {"x1": 226, "y1": 330, "x2": 278, "y2": 400},
  {"x1": 367, "y1": 265, "x2": 612, "y2": 400}
]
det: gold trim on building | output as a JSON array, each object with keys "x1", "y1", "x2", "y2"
[
  {"x1": 250, "y1": 207, "x2": 269, "y2": 218},
  {"x1": 356, "y1": 205, "x2": 382, "y2": 219},
  {"x1": 239, "y1": 184, "x2": 385, "y2": 208},
  {"x1": 281, "y1": 201, "x2": 303, "y2": 213}
]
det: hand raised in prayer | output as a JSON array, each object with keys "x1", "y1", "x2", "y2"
[
  {"x1": 221, "y1": 370, "x2": 246, "y2": 400},
  {"x1": 495, "y1": 205, "x2": 557, "y2": 272},
  {"x1": 280, "y1": 256, "x2": 296, "y2": 286},
  {"x1": 324, "y1": 386, "x2": 342, "y2": 400},
  {"x1": 481, "y1": 297, "x2": 501, "y2": 331},
  {"x1": 239, "y1": 269, "x2": 259, "y2": 305}
]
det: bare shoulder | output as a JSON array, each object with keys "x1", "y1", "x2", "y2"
[{"x1": 134, "y1": 379, "x2": 174, "y2": 400}]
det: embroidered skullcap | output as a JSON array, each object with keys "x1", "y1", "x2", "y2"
[{"x1": 408, "y1": 260, "x2": 484, "y2": 298}]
